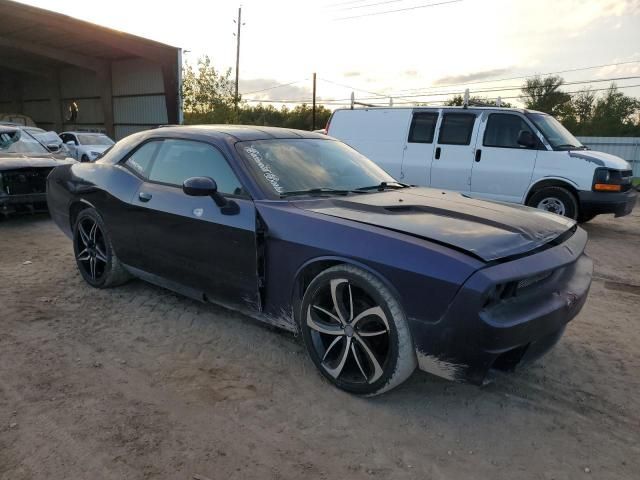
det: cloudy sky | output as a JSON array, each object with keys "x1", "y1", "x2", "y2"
[{"x1": 16, "y1": 0, "x2": 640, "y2": 107}]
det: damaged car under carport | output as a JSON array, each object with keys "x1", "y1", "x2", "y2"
[
  {"x1": 46, "y1": 125, "x2": 593, "y2": 395},
  {"x1": 0, "y1": 126, "x2": 74, "y2": 216}
]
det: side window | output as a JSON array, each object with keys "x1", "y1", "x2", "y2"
[
  {"x1": 438, "y1": 114, "x2": 476, "y2": 145},
  {"x1": 148, "y1": 139, "x2": 244, "y2": 195},
  {"x1": 408, "y1": 112, "x2": 438, "y2": 143},
  {"x1": 483, "y1": 113, "x2": 534, "y2": 148},
  {"x1": 125, "y1": 141, "x2": 161, "y2": 178},
  {"x1": 70, "y1": 135, "x2": 79, "y2": 145}
]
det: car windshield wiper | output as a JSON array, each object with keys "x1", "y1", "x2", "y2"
[
  {"x1": 280, "y1": 188, "x2": 353, "y2": 198},
  {"x1": 354, "y1": 181, "x2": 410, "y2": 192}
]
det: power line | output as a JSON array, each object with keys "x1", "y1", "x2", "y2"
[
  {"x1": 325, "y1": 0, "x2": 372, "y2": 8},
  {"x1": 386, "y1": 59, "x2": 640, "y2": 95},
  {"x1": 243, "y1": 82, "x2": 640, "y2": 106},
  {"x1": 333, "y1": 0, "x2": 406, "y2": 12},
  {"x1": 335, "y1": 0, "x2": 463, "y2": 20},
  {"x1": 318, "y1": 77, "x2": 387, "y2": 97},
  {"x1": 240, "y1": 79, "x2": 308, "y2": 95},
  {"x1": 391, "y1": 83, "x2": 640, "y2": 105},
  {"x1": 350, "y1": 74, "x2": 640, "y2": 102}
]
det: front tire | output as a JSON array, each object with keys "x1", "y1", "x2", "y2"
[
  {"x1": 300, "y1": 265, "x2": 416, "y2": 396},
  {"x1": 73, "y1": 208, "x2": 130, "y2": 288},
  {"x1": 527, "y1": 186, "x2": 579, "y2": 220}
]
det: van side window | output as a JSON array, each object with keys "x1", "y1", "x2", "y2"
[
  {"x1": 438, "y1": 114, "x2": 476, "y2": 145},
  {"x1": 483, "y1": 113, "x2": 534, "y2": 148},
  {"x1": 408, "y1": 112, "x2": 438, "y2": 143}
]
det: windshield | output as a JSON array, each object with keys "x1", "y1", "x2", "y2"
[
  {"x1": 236, "y1": 139, "x2": 396, "y2": 196},
  {"x1": 526, "y1": 113, "x2": 584, "y2": 150},
  {"x1": 0, "y1": 130, "x2": 49, "y2": 155},
  {"x1": 77, "y1": 134, "x2": 114, "y2": 146}
]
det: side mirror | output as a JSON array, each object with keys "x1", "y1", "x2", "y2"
[
  {"x1": 65, "y1": 140, "x2": 76, "y2": 146},
  {"x1": 517, "y1": 130, "x2": 537, "y2": 149},
  {"x1": 47, "y1": 143, "x2": 61, "y2": 152},
  {"x1": 182, "y1": 176, "x2": 239, "y2": 215}
]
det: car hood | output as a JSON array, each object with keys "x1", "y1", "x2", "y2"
[
  {"x1": 294, "y1": 187, "x2": 576, "y2": 262},
  {"x1": 569, "y1": 150, "x2": 631, "y2": 170},
  {"x1": 0, "y1": 154, "x2": 75, "y2": 170},
  {"x1": 83, "y1": 145, "x2": 110, "y2": 152}
]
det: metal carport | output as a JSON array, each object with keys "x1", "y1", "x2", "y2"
[{"x1": 0, "y1": 0, "x2": 181, "y2": 139}]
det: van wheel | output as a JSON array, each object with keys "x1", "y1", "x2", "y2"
[{"x1": 527, "y1": 187, "x2": 578, "y2": 220}]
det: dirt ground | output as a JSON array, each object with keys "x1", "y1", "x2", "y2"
[{"x1": 1, "y1": 206, "x2": 639, "y2": 480}]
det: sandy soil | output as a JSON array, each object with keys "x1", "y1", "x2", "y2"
[{"x1": 1, "y1": 206, "x2": 639, "y2": 480}]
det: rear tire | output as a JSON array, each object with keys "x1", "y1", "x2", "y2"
[
  {"x1": 81, "y1": 155, "x2": 89, "y2": 163},
  {"x1": 527, "y1": 186, "x2": 578, "y2": 220},
  {"x1": 300, "y1": 264, "x2": 416, "y2": 396},
  {"x1": 73, "y1": 208, "x2": 130, "y2": 288}
]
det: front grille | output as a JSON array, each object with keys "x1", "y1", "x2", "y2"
[
  {"x1": 517, "y1": 270, "x2": 553, "y2": 291},
  {"x1": 1, "y1": 168, "x2": 53, "y2": 195}
]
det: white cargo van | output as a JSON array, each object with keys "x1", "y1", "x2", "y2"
[{"x1": 327, "y1": 107, "x2": 637, "y2": 221}]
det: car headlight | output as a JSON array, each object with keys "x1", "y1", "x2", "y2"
[
  {"x1": 593, "y1": 168, "x2": 625, "y2": 192},
  {"x1": 90, "y1": 151, "x2": 101, "y2": 157}
]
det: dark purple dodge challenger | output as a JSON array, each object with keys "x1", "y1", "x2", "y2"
[{"x1": 47, "y1": 126, "x2": 593, "y2": 395}]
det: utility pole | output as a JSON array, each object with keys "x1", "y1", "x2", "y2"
[
  {"x1": 234, "y1": 6, "x2": 242, "y2": 118},
  {"x1": 312, "y1": 72, "x2": 317, "y2": 130}
]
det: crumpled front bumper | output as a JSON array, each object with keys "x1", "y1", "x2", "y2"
[
  {"x1": 0, "y1": 192, "x2": 48, "y2": 213},
  {"x1": 409, "y1": 227, "x2": 593, "y2": 384}
]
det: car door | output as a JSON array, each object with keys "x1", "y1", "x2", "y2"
[
  {"x1": 400, "y1": 110, "x2": 439, "y2": 185},
  {"x1": 128, "y1": 138, "x2": 260, "y2": 309},
  {"x1": 429, "y1": 112, "x2": 478, "y2": 192},
  {"x1": 471, "y1": 112, "x2": 539, "y2": 203}
]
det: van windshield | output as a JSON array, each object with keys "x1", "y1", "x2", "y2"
[{"x1": 526, "y1": 113, "x2": 585, "y2": 150}]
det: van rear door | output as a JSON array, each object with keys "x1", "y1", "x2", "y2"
[
  {"x1": 327, "y1": 108, "x2": 410, "y2": 179},
  {"x1": 400, "y1": 110, "x2": 439, "y2": 185},
  {"x1": 470, "y1": 112, "x2": 538, "y2": 203},
  {"x1": 429, "y1": 112, "x2": 478, "y2": 192}
]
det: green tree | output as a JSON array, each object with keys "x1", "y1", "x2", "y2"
[
  {"x1": 444, "y1": 95, "x2": 512, "y2": 107},
  {"x1": 520, "y1": 75, "x2": 573, "y2": 119},
  {"x1": 586, "y1": 84, "x2": 640, "y2": 136},
  {"x1": 182, "y1": 55, "x2": 235, "y2": 117}
]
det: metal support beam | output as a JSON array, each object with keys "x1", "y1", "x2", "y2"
[
  {"x1": 0, "y1": 36, "x2": 106, "y2": 73},
  {"x1": 97, "y1": 64, "x2": 114, "y2": 139},
  {"x1": 162, "y1": 60, "x2": 180, "y2": 125},
  {"x1": 51, "y1": 70, "x2": 63, "y2": 132}
]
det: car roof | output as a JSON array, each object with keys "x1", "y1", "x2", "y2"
[
  {"x1": 333, "y1": 106, "x2": 547, "y2": 115},
  {"x1": 61, "y1": 131, "x2": 109, "y2": 135},
  {"x1": 149, "y1": 125, "x2": 329, "y2": 142}
]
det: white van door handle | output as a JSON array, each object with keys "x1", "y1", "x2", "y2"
[{"x1": 475, "y1": 149, "x2": 482, "y2": 162}]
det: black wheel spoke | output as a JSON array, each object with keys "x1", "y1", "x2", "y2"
[
  {"x1": 307, "y1": 307, "x2": 344, "y2": 335},
  {"x1": 89, "y1": 256, "x2": 96, "y2": 279},
  {"x1": 76, "y1": 248, "x2": 90, "y2": 261},
  {"x1": 95, "y1": 245, "x2": 107, "y2": 263},
  {"x1": 330, "y1": 278, "x2": 351, "y2": 325},
  {"x1": 78, "y1": 223, "x2": 90, "y2": 246},
  {"x1": 323, "y1": 336, "x2": 351, "y2": 379},
  {"x1": 354, "y1": 334, "x2": 384, "y2": 383}
]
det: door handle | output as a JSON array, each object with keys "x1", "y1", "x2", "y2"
[
  {"x1": 475, "y1": 149, "x2": 482, "y2": 162},
  {"x1": 435, "y1": 147, "x2": 441, "y2": 159},
  {"x1": 138, "y1": 191, "x2": 152, "y2": 202}
]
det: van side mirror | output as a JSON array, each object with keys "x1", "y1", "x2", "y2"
[
  {"x1": 517, "y1": 130, "x2": 537, "y2": 149},
  {"x1": 182, "y1": 176, "x2": 239, "y2": 215},
  {"x1": 65, "y1": 140, "x2": 76, "y2": 147}
]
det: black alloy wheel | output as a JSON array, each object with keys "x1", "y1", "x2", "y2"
[{"x1": 73, "y1": 208, "x2": 130, "y2": 288}]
